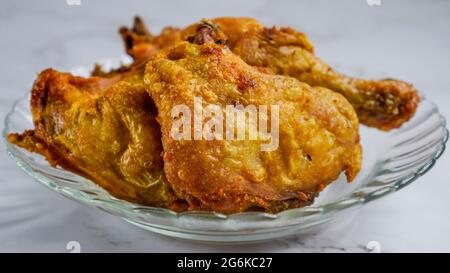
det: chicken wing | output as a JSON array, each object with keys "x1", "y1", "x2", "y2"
[
  {"x1": 8, "y1": 67, "x2": 184, "y2": 210},
  {"x1": 144, "y1": 41, "x2": 362, "y2": 213},
  {"x1": 124, "y1": 16, "x2": 419, "y2": 130}
]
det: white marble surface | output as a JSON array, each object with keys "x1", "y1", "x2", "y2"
[{"x1": 1, "y1": 0, "x2": 449, "y2": 252}]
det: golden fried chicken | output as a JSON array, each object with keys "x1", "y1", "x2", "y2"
[
  {"x1": 124, "y1": 16, "x2": 419, "y2": 131},
  {"x1": 10, "y1": 16, "x2": 418, "y2": 214},
  {"x1": 8, "y1": 68, "x2": 183, "y2": 210},
  {"x1": 144, "y1": 42, "x2": 362, "y2": 213}
]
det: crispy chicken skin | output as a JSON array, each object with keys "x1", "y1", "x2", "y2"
[
  {"x1": 124, "y1": 16, "x2": 419, "y2": 131},
  {"x1": 7, "y1": 68, "x2": 183, "y2": 210},
  {"x1": 144, "y1": 42, "x2": 362, "y2": 213}
]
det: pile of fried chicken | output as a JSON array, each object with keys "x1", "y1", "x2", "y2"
[{"x1": 8, "y1": 17, "x2": 419, "y2": 214}]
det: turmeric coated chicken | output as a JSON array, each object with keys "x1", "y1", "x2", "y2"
[
  {"x1": 144, "y1": 41, "x2": 361, "y2": 213},
  {"x1": 7, "y1": 67, "x2": 185, "y2": 210},
  {"x1": 121, "y1": 16, "x2": 419, "y2": 130},
  {"x1": 8, "y1": 16, "x2": 423, "y2": 214}
]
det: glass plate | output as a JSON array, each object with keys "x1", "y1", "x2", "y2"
[{"x1": 3, "y1": 62, "x2": 448, "y2": 242}]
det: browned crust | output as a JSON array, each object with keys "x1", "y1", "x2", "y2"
[{"x1": 351, "y1": 78, "x2": 420, "y2": 131}]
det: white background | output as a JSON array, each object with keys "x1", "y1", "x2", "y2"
[{"x1": 0, "y1": 0, "x2": 449, "y2": 252}]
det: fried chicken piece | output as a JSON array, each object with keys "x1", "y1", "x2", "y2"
[
  {"x1": 119, "y1": 16, "x2": 181, "y2": 62},
  {"x1": 144, "y1": 42, "x2": 362, "y2": 213},
  {"x1": 8, "y1": 68, "x2": 184, "y2": 210},
  {"x1": 208, "y1": 18, "x2": 419, "y2": 131},
  {"x1": 124, "y1": 16, "x2": 419, "y2": 130},
  {"x1": 90, "y1": 17, "x2": 182, "y2": 78}
]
